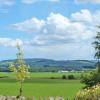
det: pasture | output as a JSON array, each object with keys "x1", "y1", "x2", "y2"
[
  {"x1": 0, "y1": 71, "x2": 82, "y2": 78},
  {"x1": 0, "y1": 72, "x2": 84, "y2": 99}
]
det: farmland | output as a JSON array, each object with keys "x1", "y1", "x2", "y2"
[
  {"x1": 0, "y1": 72, "x2": 83, "y2": 78},
  {"x1": 0, "y1": 72, "x2": 84, "y2": 99}
]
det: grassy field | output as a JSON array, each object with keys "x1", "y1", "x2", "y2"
[
  {"x1": 0, "y1": 72, "x2": 84, "y2": 99},
  {"x1": 0, "y1": 72, "x2": 82, "y2": 78}
]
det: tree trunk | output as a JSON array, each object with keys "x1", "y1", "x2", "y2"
[
  {"x1": 19, "y1": 81, "x2": 23, "y2": 96},
  {"x1": 17, "y1": 81, "x2": 23, "y2": 99},
  {"x1": 97, "y1": 60, "x2": 100, "y2": 73}
]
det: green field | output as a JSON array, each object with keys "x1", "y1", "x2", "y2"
[
  {"x1": 0, "y1": 72, "x2": 82, "y2": 78},
  {"x1": 0, "y1": 72, "x2": 84, "y2": 99}
]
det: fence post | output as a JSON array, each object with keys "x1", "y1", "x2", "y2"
[
  {"x1": 32, "y1": 96, "x2": 35, "y2": 100},
  {"x1": 55, "y1": 96, "x2": 64, "y2": 100},
  {"x1": 26, "y1": 97, "x2": 35, "y2": 100},
  {"x1": 11, "y1": 96, "x2": 16, "y2": 100},
  {"x1": 0, "y1": 96, "x2": 69, "y2": 100},
  {"x1": 18, "y1": 96, "x2": 26, "y2": 100},
  {"x1": 48, "y1": 97, "x2": 54, "y2": 100},
  {"x1": 0, "y1": 96, "x2": 6, "y2": 100},
  {"x1": 39, "y1": 97, "x2": 43, "y2": 100}
]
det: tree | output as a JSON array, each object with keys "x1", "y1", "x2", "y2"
[
  {"x1": 81, "y1": 26, "x2": 100, "y2": 88},
  {"x1": 93, "y1": 26, "x2": 100, "y2": 73},
  {"x1": 81, "y1": 72, "x2": 100, "y2": 88},
  {"x1": 9, "y1": 44, "x2": 30, "y2": 98}
]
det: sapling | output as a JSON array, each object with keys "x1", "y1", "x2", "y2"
[{"x1": 9, "y1": 44, "x2": 30, "y2": 98}]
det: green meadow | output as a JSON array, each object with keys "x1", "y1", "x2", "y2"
[
  {"x1": 0, "y1": 72, "x2": 82, "y2": 78},
  {"x1": 0, "y1": 72, "x2": 84, "y2": 99}
]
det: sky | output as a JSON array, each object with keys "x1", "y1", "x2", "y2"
[{"x1": 0, "y1": 0, "x2": 100, "y2": 60}]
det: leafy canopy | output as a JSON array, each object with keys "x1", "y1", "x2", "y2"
[{"x1": 9, "y1": 44, "x2": 30, "y2": 82}]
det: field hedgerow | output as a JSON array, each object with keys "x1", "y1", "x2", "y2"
[{"x1": 75, "y1": 84, "x2": 100, "y2": 100}]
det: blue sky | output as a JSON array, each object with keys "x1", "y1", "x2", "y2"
[{"x1": 0, "y1": 0, "x2": 100, "y2": 60}]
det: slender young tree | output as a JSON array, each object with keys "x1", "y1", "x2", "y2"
[
  {"x1": 9, "y1": 44, "x2": 30, "y2": 98},
  {"x1": 93, "y1": 26, "x2": 100, "y2": 73}
]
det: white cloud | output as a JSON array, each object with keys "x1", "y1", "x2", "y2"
[
  {"x1": 71, "y1": 9, "x2": 100, "y2": 24},
  {"x1": 11, "y1": 10, "x2": 98, "y2": 46},
  {"x1": 22, "y1": 0, "x2": 60, "y2": 4},
  {"x1": 71, "y1": 9, "x2": 93, "y2": 22},
  {"x1": 0, "y1": 0, "x2": 59, "y2": 7},
  {"x1": 75, "y1": 0, "x2": 100, "y2": 4},
  {"x1": 0, "y1": 38, "x2": 23, "y2": 47},
  {"x1": 1, "y1": 9, "x2": 98, "y2": 59},
  {"x1": 0, "y1": 0, "x2": 15, "y2": 14},
  {"x1": 0, "y1": 0, "x2": 15, "y2": 6},
  {"x1": 21, "y1": 0, "x2": 37, "y2": 4},
  {"x1": 93, "y1": 11, "x2": 100, "y2": 24},
  {"x1": 12, "y1": 18, "x2": 45, "y2": 33},
  {"x1": 23, "y1": 43, "x2": 95, "y2": 60}
]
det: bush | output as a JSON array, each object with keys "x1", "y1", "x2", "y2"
[
  {"x1": 67, "y1": 74, "x2": 75, "y2": 79},
  {"x1": 50, "y1": 77, "x2": 56, "y2": 79},
  {"x1": 62, "y1": 75, "x2": 67, "y2": 79},
  {"x1": 81, "y1": 72, "x2": 100, "y2": 88},
  {"x1": 74, "y1": 84, "x2": 100, "y2": 100}
]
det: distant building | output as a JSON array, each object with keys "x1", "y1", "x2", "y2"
[{"x1": 58, "y1": 70, "x2": 69, "y2": 73}]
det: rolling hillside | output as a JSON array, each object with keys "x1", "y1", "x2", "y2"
[{"x1": 0, "y1": 58, "x2": 96, "y2": 72}]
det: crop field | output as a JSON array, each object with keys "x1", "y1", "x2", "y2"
[{"x1": 0, "y1": 72, "x2": 84, "y2": 99}]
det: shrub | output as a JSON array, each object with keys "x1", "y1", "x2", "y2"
[
  {"x1": 50, "y1": 77, "x2": 56, "y2": 79},
  {"x1": 74, "y1": 84, "x2": 100, "y2": 100},
  {"x1": 81, "y1": 71, "x2": 100, "y2": 88},
  {"x1": 67, "y1": 74, "x2": 75, "y2": 79},
  {"x1": 62, "y1": 75, "x2": 67, "y2": 79}
]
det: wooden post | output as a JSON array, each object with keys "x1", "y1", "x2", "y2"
[
  {"x1": 55, "y1": 97, "x2": 65, "y2": 100},
  {"x1": 49, "y1": 97, "x2": 54, "y2": 100},
  {"x1": 39, "y1": 97, "x2": 43, "y2": 100},
  {"x1": 0, "y1": 96, "x2": 6, "y2": 100}
]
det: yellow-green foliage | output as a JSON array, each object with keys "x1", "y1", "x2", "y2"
[
  {"x1": 9, "y1": 44, "x2": 30, "y2": 82},
  {"x1": 9, "y1": 63, "x2": 30, "y2": 81},
  {"x1": 9, "y1": 44, "x2": 30, "y2": 97},
  {"x1": 75, "y1": 84, "x2": 100, "y2": 100}
]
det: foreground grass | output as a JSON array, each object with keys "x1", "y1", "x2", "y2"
[{"x1": 0, "y1": 72, "x2": 84, "y2": 99}]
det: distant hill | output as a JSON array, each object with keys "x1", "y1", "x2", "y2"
[{"x1": 0, "y1": 58, "x2": 96, "y2": 72}]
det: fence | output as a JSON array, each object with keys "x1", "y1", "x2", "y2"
[{"x1": 0, "y1": 96, "x2": 72, "y2": 100}]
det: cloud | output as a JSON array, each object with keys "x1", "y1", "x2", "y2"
[
  {"x1": 75, "y1": 0, "x2": 100, "y2": 4},
  {"x1": 0, "y1": 0, "x2": 15, "y2": 6},
  {"x1": 71, "y1": 9, "x2": 93, "y2": 22},
  {"x1": 0, "y1": 0, "x2": 60, "y2": 7},
  {"x1": 12, "y1": 18, "x2": 45, "y2": 33},
  {"x1": 11, "y1": 9, "x2": 98, "y2": 46},
  {"x1": 1, "y1": 9, "x2": 98, "y2": 60},
  {"x1": 0, "y1": 38, "x2": 23, "y2": 47},
  {"x1": 0, "y1": 0, "x2": 15, "y2": 14},
  {"x1": 71, "y1": 9, "x2": 100, "y2": 24},
  {"x1": 23, "y1": 43, "x2": 94, "y2": 60},
  {"x1": 22, "y1": 0, "x2": 60, "y2": 4}
]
